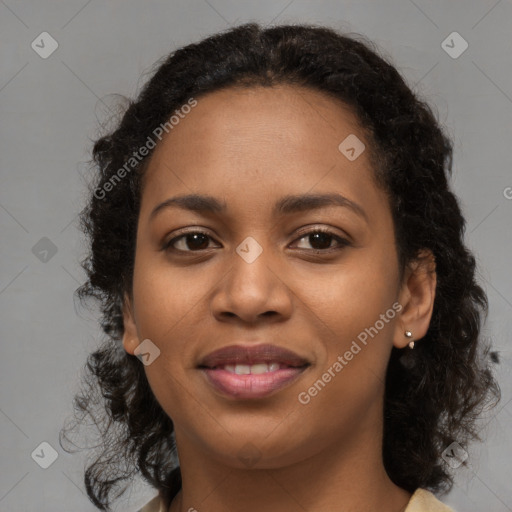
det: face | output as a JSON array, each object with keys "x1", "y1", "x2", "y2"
[{"x1": 122, "y1": 84, "x2": 435, "y2": 469}]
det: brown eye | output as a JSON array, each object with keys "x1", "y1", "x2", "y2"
[
  {"x1": 305, "y1": 232, "x2": 333, "y2": 250},
  {"x1": 163, "y1": 228, "x2": 350, "y2": 255},
  {"x1": 165, "y1": 232, "x2": 215, "y2": 252},
  {"x1": 293, "y1": 229, "x2": 350, "y2": 252}
]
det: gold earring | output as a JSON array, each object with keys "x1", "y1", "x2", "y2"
[{"x1": 404, "y1": 330, "x2": 414, "y2": 349}]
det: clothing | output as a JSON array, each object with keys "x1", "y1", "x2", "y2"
[
  {"x1": 406, "y1": 488, "x2": 455, "y2": 511},
  {"x1": 138, "y1": 492, "x2": 166, "y2": 512},
  {"x1": 138, "y1": 487, "x2": 455, "y2": 511}
]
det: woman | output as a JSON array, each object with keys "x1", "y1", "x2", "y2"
[{"x1": 61, "y1": 23, "x2": 500, "y2": 512}]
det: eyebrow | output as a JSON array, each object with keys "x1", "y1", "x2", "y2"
[{"x1": 149, "y1": 193, "x2": 368, "y2": 222}]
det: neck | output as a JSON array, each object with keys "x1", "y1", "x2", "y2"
[{"x1": 168, "y1": 405, "x2": 411, "y2": 512}]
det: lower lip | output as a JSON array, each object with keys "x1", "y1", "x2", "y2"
[{"x1": 200, "y1": 366, "x2": 308, "y2": 400}]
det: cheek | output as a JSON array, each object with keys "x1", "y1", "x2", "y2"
[
  {"x1": 130, "y1": 251, "x2": 221, "y2": 414},
  {"x1": 295, "y1": 247, "x2": 399, "y2": 338},
  {"x1": 130, "y1": 260, "x2": 195, "y2": 390},
  {"x1": 132, "y1": 249, "x2": 207, "y2": 340},
  {"x1": 293, "y1": 277, "x2": 397, "y2": 449},
  {"x1": 293, "y1": 245, "x2": 399, "y2": 394}
]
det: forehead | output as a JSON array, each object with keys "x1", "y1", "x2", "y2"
[
  {"x1": 140, "y1": 84, "x2": 384, "y2": 222},
  {"x1": 146, "y1": 84, "x2": 366, "y2": 170}
]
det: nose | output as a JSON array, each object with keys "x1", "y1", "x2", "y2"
[{"x1": 209, "y1": 242, "x2": 293, "y2": 325}]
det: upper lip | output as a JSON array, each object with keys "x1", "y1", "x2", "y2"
[{"x1": 198, "y1": 344, "x2": 310, "y2": 369}]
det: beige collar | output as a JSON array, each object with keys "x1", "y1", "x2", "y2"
[
  {"x1": 139, "y1": 487, "x2": 456, "y2": 512},
  {"x1": 405, "y1": 488, "x2": 456, "y2": 512}
]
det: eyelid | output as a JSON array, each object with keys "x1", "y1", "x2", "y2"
[
  {"x1": 292, "y1": 224, "x2": 351, "y2": 242},
  {"x1": 162, "y1": 227, "x2": 219, "y2": 251},
  {"x1": 290, "y1": 227, "x2": 351, "y2": 252},
  {"x1": 162, "y1": 225, "x2": 351, "y2": 254}
]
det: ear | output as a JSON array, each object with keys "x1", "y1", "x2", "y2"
[
  {"x1": 393, "y1": 249, "x2": 437, "y2": 349},
  {"x1": 122, "y1": 292, "x2": 141, "y2": 355}
]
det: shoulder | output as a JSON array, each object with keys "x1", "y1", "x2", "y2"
[
  {"x1": 405, "y1": 488, "x2": 457, "y2": 512},
  {"x1": 137, "y1": 493, "x2": 166, "y2": 512}
]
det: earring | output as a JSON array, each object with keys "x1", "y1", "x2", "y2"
[{"x1": 404, "y1": 330, "x2": 414, "y2": 349}]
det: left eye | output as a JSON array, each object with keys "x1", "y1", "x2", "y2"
[
  {"x1": 163, "y1": 229, "x2": 349, "y2": 253},
  {"x1": 292, "y1": 229, "x2": 350, "y2": 251}
]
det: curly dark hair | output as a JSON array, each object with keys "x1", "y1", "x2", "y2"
[{"x1": 60, "y1": 22, "x2": 501, "y2": 511}]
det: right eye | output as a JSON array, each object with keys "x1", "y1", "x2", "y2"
[{"x1": 163, "y1": 231, "x2": 220, "y2": 253}]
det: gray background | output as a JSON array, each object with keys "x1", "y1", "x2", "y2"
[{"x1": 1, "y1": 1, "x2": 511, "y2": 511}]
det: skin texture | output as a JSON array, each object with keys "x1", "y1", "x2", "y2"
[{"x1": 122, "y1": 85, "x2": 436, "y2": 512}]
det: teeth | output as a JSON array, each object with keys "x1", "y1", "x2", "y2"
[
  {"x1": 251, "y1": 363, "x2": 269, "y2": 374},
  {"x1": 234, "y1": 364, "x2": 251, "y2": 375},
  {"x1": 222, "y1": 363, "x2": 284, "y2": 374},
  {"x1": 268, "y1": 362, "x2": 280, "y2": 372}
]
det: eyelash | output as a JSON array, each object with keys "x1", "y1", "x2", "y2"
[{"x1": 162, "y1": 227, "x2": 351, "y2": 255}]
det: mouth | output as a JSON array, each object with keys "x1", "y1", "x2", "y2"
[{"x1": 197, "y1": 344, "x2": 311, "y2": 400}]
